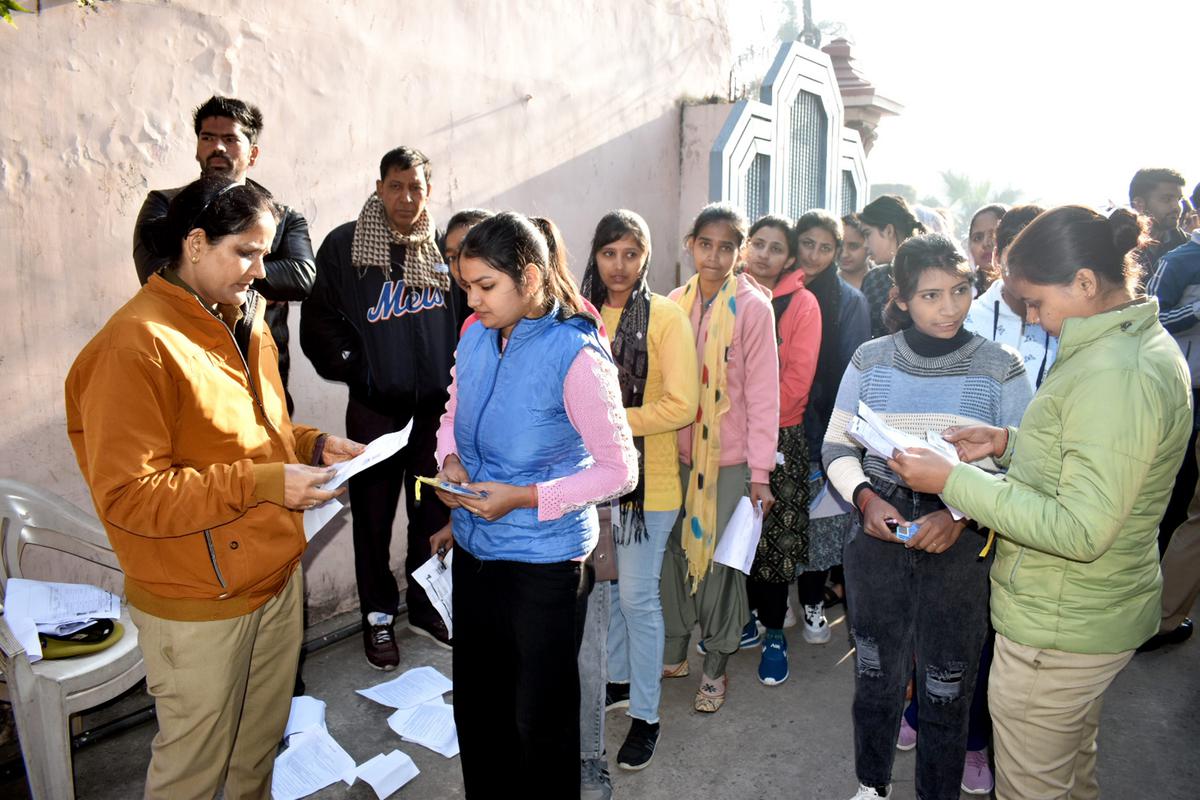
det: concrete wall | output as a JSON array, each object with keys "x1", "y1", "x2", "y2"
[{"x1": 0, "y1": 0, "x2": 733, "y2": 622}]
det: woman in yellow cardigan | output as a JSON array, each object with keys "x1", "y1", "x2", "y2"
[{"x1": 581, "y1": 210, "x2": 699, "y2": 771}]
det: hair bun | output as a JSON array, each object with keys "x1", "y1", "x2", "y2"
[{"x1": 1108, "y1": 207, "x2": 1149, "y2": 258}]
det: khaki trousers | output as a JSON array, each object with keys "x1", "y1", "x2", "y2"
[
  {"x1": 989, "y1": 633, "x2": 1133, "y2": 800},
  {"x1": 1160, "y1": 438, "x2": 1200, "y2": 630},
  {"x1": 130, "y1": 568, "x2": 304, "y2": 800}
]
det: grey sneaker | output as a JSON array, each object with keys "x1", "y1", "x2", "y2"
[{"x1": 581, "y1": 756, "x2": 613, "y2": 800}]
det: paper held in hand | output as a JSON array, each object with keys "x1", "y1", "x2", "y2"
[
  {"x1": 304, "y1": 422, "x2": 413, "y2": 540},
  {"x1": 712, "y1": 496, "x2": 764, "y2": 575},
  {"x1": 845, "y1": 401, "x2": 965, "y2": 520},
  {"x1": 411, "y1": 551, "x2": 453, "y2": 637}
]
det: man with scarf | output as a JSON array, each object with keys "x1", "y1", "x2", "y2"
[{"x1": 300, "y1": 146, "x2": 456, "y2": 667}]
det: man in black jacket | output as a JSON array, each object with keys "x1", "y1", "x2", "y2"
[
  {"x1": 132, "y1": 96, "x2": 315, "y2": 411},
  {"x1": 301, "y1": 146, "x2": 455, "y2": 668}
]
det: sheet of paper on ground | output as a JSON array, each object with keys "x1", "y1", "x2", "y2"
[
  {"x1": 357, "y1": 665, "x2": 452, "y2": 709},
  {"x1": 388, "y1": 699, "x2": 459, "y2": 758},
  {"x1": 270, "y1": 726, "x2": 356, "y2": 800},
  {"x1": 354, "y1": 750, "x2": 420, "y2": 798}
]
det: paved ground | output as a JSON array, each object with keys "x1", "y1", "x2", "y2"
[{"x1": 6, "y1": 602, "x2": 1199, "y2": 799}]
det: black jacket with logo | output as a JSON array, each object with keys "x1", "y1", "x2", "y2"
[{"x1": 300, "y1": 221, "x2": 458, "y2": 419}]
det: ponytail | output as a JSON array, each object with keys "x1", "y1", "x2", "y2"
[
  {"x1": 530, "y1": 216, "x2": 585, "y2": 318},
  {"x1": 1006, "y1": 205, "x2": 1147, "y2": 293}
]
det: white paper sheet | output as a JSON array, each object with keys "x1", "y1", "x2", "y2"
[
  {"x1": 354, "y1": 750, "x2": 420, "y2": 798},
  {"x1": 4, "y1": 578, "x2": 120, "y2": 625},
  {"x1": 270, "y1": 726, "x2": 356, "y2": 800},
  {"x1": 712, "y1": 496, "x2": 763, "y2": 575},
  {"x1": 845, "y1": 402, "x2": 965, "y2": 521},
  {"x1": 303, "y1": 496, "x2": 344, "y2": 541},
  {"x1": 304, "y1": 426, "x2": 411, "y2": 540},
  {"x1": 324, "y1": 424, "x2": 412, "y2": 491},
  {"x1": 283, "y1": 695, "x2": 327, "y2": 741},
  {"x1": 410, "y1": 551, "x2": 453, "y2": 637},
  {"x1": 357, "y1": 665, "x2": 452, "y2": 709},
  {"x1": 3, "y1": 614, "x2": 42, "y2": 663},
  {"x1": 387, "y1": 701, "x2": 459, "y2": 758}
]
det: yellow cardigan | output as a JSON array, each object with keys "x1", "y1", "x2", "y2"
[{"x1": 601, "y1": 294, "x2": 699, "y2": 512}]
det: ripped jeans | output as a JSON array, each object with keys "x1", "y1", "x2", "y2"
[{"x1": 843, "y1": 486, "x2": 992, "y2": 800}]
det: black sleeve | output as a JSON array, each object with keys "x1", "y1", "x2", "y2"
[
  {"x1": 299, "y1": 230, "x2": 366, "y2": 388},
  {"x1": 133, "y1": 191, "x2": 172, "y2": 285},
  {"x1": 255, "y1": 205, "x2": 317, "y2": 302}
]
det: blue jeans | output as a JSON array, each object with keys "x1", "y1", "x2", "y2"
[
  {"x1": 606, "y1": 508, "x2": 677, "y2": 723},
  {"x1": 579, "y1": 567, "x2": 609, "y2": 761}
]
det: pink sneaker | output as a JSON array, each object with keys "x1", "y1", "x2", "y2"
[
  {"x1": 961, "y1": 748, "x2": 994, "y2": 795},
  {"x1": 895, "y1": 717, "x2": 917, "y2": 751}
]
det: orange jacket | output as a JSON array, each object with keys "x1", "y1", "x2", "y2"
[{"x1": 66, "y1": 275, "x2": 324, "y2": 621}]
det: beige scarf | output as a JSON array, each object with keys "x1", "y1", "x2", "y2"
[{"x1": 350, "y1": 193, "x2": 449, "y2": 291}]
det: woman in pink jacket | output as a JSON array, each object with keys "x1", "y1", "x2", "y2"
[
  {"x1": 660, "y1": 203, "x2": 780, "y2": 713},
  {"x1": 743, "y1": 214, "x2": 823, "y2": 686}
]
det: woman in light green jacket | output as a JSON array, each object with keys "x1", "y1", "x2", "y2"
[{"x1": 890, "y1": 206, "x2": 1192, "y2": 800}]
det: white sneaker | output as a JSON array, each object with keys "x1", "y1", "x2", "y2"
[
  {"x1": 848, "y1": 783, "x2": 891, "y2": 799},
  {"x1": 802, "y1": 603, "x2": 832, "y2": 644},
  {"x1": 784, "y1": 598, "x2": 798, "y2": 628}
]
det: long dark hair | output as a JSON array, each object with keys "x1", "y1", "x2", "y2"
[
  {"x1": 883, "y1": 234, "x2": 971, "y2": 333},
  {"x1": 582, "y1": 209, "x2": 652, "y2": 309},
  {"x1": 685, "y1": 203, "x2": 749, "y2": 247},
  {"x1": 1006, "y1": 206, "x2": 1147, "y2": 294},
  {"x1": 144, "y1": 175, "x2": 279, "y2": 268},
  {"x1": 748, "y1": 213, "x2": 797, "y2": 273},
  {"x1": 859, "y1": 195, "x2": 927, "y2": 248},
  {"x1": 459, "y1": 211, "x2": 587, "y2": 319}
]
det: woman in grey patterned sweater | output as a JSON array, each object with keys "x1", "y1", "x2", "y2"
[{"x1": 821, "y1": 234, "x2": 1031, "y2": 800}]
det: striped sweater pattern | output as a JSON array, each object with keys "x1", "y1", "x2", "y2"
[{"x1": 822, "y1": 331, "x2": 1032, "y2": 502}]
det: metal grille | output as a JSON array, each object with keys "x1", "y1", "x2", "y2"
[
  {"x1": 787, "y1": 90, "x2": 827, "y2": 217},
  {"x1": 744, "y1": 153, "x2": 770, "y2": 221},
  {"x1": 841, "y1": 170, "x2": 858, "y2": 215}
]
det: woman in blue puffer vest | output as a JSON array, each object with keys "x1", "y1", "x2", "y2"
[{"x1": 432, "y1": 212, "x2": 637, "y2": 799}]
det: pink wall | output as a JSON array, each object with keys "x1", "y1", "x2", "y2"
[{"x1": 0, "y1": 0, "x2": 733, "y2": 622}]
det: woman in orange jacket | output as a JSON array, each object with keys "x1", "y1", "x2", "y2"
[{"x1": 66, "y1": 175, "x2": 363, "y2": 800}]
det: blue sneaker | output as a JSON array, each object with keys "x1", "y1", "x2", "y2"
[
  {"x1": 757, "y1": 630, "x2": 789, "y2": 685},
  {"x1": 697, "y1": 614, "x2": 763, "y2": 654}
]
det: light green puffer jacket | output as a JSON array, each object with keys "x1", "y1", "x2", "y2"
[{"x1": 944, "y1": 298, "x2": 1191, "y2": 654}]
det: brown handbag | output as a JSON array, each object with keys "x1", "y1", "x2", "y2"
[{"x1": 591, "y1": 502, "x2": 618, "y2": 582}]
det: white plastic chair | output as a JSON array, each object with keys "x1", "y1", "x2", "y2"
[{"x1": 0, "y1": 479, "x2": 145, "y2": 800}]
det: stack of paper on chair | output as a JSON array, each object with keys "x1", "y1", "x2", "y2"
[{"x1": 2, "y1": 578, "x2": 121, "y2": 662}]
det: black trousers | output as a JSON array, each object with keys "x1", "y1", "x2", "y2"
[
  {"x1": 452, "y1": 546, "x2": 590, "y2": 799},
  {"x1": 345, "y1": 397, "x2": 448, "y2": 623},
  {"x1": 844, "y1": 488, "x2": 992, "y2": 800}
]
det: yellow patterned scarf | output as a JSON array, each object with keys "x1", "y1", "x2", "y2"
[{"x1": 674, "y1": 271, "x2": 737, "y2": 593}]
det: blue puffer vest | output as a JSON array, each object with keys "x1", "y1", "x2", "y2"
[{"x1": 452, "y1": 306, "x2": 610, "y2": 562}]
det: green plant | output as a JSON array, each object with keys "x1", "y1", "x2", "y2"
[
  {"x1": 1, "y1": 0, "x2": 31, "y2": 28},
  {"x1": 4, "y1": 0, "x2": 96, "y2": 29}
]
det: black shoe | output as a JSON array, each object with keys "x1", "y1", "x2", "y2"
[
  {"x1": 407, "y1": 615, "x2": 453, "y2": 650},
  {"x1": 1137, "y1": 618, "x2": 1194, "y2": 653},
  {"x1": 363, "y1": 620, "x2": 399, "y2": 670},
  {"x1": 605, "y1": 682, "x2": 630, "y2": 711},
  {"x1": 617, "y1": 718, "x2": 660, "y2": 770}
]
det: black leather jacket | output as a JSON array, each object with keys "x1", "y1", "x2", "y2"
[{"x1": 132, "y1": 179, "x2": 316, "y2": 397}]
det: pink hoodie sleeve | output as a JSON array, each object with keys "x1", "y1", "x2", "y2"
[
  {"x1": 536, "y1": 347, "x2": 638, "y2": 521},
  {"x1": 435, "y1": 364, "x2": 459, "y2": 470},
  {"x1": 740, "y1": 293, "x2": 781, "y2": 484},
  {"x1": 779, "y1": 289, "x2": 822, "y2": 427}
]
